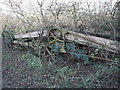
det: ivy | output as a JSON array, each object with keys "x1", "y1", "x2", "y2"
[
  {"x1": 82, "y1": 55, "x2": 89, "y2": 64},
  {"x1": 66, "y1": 42, "x2": 89, "y2": 64},
  {"x1": 49, "y1": 42, "x2": 61, "y2": 53},
  {"x1": 66, "y1": 42, "x2": 76, "y2": 52},
  {"x1": 75, "y1": 54, "x2": 82, "y2": 59},
  {"x1": 49, "y1": 42, "x2": 89, "y2": 64},
  {"x1": 49, "y1": 42, "x2": 62, "y2": 61}
]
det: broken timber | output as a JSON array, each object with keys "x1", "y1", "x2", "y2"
[{"x1": 14, "y1": 29, "x2": 120, "y2": 53}]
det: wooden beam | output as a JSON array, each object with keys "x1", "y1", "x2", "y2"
[
  {"x1": 14, "y1": 30, "x2": 48, "y2": 39},
  {"x1": 14, "y1": 29, "x2": 120, "y2": 53},
  {"x1": 64, "y1": 30, "x2": 119, "y2": 53}
]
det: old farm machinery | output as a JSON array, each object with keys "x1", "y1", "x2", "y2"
[{"x1": 2, "y1": 27, "x2": 119, "y2": 63}]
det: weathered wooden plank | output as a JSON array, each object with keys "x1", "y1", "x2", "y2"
[
  {"x1": 65, "y1": 30, "x2": 119, "y2": 53},
  {"x1": 14, "y1": 30, "x2": 47, "y2": 39}
]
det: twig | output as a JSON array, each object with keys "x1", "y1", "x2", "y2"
[
  {"x1": 46, "y1": 48, "x2": 55, "y2": 61},
  {"x1": 67, "y1": 51, "x2": 118, "y2": 62},
  {"x1": 58, "y1": 54, "x2": 74, "y2": 68},
  {"x1": 88, "y1": 55, "x2": 118, "y2": 62}
]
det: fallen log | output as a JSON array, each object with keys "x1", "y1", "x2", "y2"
[
  {"x1": 64, "y1": 30, "x2": 120, "y2": 53},
  {"x1": 14, "y1": 29, "x2": 120, "y2": 53}
]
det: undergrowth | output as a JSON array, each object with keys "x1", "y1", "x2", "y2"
[
  {"x1": 49, "y1": 42, "x2": 89, "y2": 64},
  {"x1": 3, "y1": 35, "x2": 119, "y2": 88},
  {"x1": 21, "y1": 51, "x2": 119, "y2": 88},
  {"x1": 22, "y1": 53, "x2": 43, "y2": 70}
]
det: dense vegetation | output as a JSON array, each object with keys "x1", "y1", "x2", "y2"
[{"x1": 1, "y1": 0, "x2": 119, "y2": 88}]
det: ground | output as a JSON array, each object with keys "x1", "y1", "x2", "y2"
[{"x1": 2, "y1": 43, "x2": 119, "y2": 88}]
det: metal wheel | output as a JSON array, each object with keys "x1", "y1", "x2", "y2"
[{"x1": 48, "y1": 28, "x2": 66, "y2": 53}]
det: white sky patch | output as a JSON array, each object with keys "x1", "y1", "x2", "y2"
[{"x1": 0, "y1": 0, "x2": 118, "y2": 14}]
